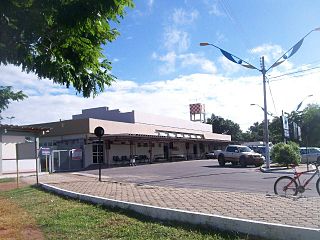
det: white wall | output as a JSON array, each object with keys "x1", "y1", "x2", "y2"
[
  {"x1": 1, "y1": 140, "x2": 37, "y2": 174},
  {"x1": 2, "y1": 159, "x2": 36, "y2": 174}
]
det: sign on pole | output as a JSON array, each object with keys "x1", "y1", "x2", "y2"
[{"x1": 41, "y1": 147, "x2": 51, "y2": 156}]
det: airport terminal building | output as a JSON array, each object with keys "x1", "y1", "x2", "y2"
[{"x1": 31, "y1": 106, "x2": 231, "y2": 172}]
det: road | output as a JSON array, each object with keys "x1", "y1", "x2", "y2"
[{"x1": 83, "y1": 159, "x2": 319, "y2": 197}]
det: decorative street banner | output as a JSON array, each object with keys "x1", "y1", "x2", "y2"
[{"x1": 281, "y1": 113, "x2": 290, "y2": 138}]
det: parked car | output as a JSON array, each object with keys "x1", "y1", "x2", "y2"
[
  {"x1": 248, "y1": 145, "x2": 272, "y2": 162},
  {"x1": 205, "y1": 150, "x2": 222, "y2": 159},
  {"x1": 217, "y1": 145, "x2": 265, "y2": 167},
  {"x1": 299, "y1": 147, "x2": 320, "y2": 164}
]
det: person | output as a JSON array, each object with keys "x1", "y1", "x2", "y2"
[{"x1": 130, "y1": 155, "x2": 136, "y2": 166}]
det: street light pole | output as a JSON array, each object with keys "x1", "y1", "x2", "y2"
[
  {"x1": 261, "y1": 57, "x2": 270, "y2": 169},
  {"x1": 200, "y1": 27, "x2": 319, "y2": 169}
]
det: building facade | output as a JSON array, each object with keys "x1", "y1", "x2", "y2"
[
  {"x1": 0, "y1": 125, "x2": 48, "y2": 175},
  {"x1": 32, "y1": 107, "x2": 231, "y2": 172}
]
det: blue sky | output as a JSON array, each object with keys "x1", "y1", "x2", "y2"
[
  {"x1": 1, "y1": 0, "x2": 320, "y2": 132},
  {"x1": 107, "y1": 0, "x2": 320, "y2": 82}
]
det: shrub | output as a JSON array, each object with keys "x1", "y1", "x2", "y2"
[{"x1": 270, "y1": 142, "x2": 301, "y2": 167}]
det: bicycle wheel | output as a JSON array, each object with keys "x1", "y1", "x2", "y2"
[
  {"x1": 316, "y1": 178, "x2": 320, "y2": 196},
  {"x1": 274, "y1": 176, "x2": 298, "y2": 196}
]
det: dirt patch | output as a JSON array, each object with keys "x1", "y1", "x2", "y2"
[
  {"x1": 0, "y1": 186, "x2": 44, "y2": 240},
  {"x1": 0, "y1": 180, "x2": 31, "y2": 192}
]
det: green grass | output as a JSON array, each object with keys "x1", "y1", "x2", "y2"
[
  {"x1": 0, "y1": 177, "x2": 15, "y2": 183},
  {"x1": 0, "y1": 186, "x2": 253, "y2": 240}
]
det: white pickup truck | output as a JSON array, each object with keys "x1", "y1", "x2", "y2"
[{"x1": 217, "y1": 145, "x2": 265, "y2": 167}]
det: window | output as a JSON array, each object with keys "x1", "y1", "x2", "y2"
[
  {"x1": 226, "y1": 146, "x2": 237, "y2": 152},
  {"x1": 239, "y1": 146, "x2": 252, "y2": 153},
  {"x1": 92, "y1": 143, "x2": 103, "y2": 164}
]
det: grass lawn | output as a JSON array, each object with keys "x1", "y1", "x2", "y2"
[
  {"x1": 0, "y1": 178, "x2": 15, "y2": 183},
  {"x1": 0, "y1": 185, "x2": 254, "y2": 240}
]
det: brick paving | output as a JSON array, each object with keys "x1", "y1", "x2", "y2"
[{"x1": 22, "y1": 173, "x2": 320, "y2": 229}]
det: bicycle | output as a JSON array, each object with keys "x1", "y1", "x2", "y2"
[{"x1": 273, "y1": 161, "x2": 320, "y2": 197}]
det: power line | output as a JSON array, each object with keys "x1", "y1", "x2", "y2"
[
  {"x1": 269, "y1": 69, "x2": 320, "y2": 82},
  {"x1": 268, "y1": 65, "x2": 320, "y2": 80},
  {"x1": 266, "y1": 76, "x2": 278, "y2": 116}
]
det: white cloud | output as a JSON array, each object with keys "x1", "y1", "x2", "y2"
[
  {"x1": 218, "y1": 56, "x2": 242, "y2": 74},
  {"x1": 152, "y1": 51, "x2": 177, "y2": 74},
  {"x1": 163, "y1": 27, "x2": 190, "y2": 52},
  {"x1": 250, "y1": 44, "x2": 294, "y2": 71},
  {"x1": 147, "y1": 0, "x2": 154, "y2": 9},
  {"x1": 1, "y1": 64, "x2": 319, "y2": 133},
  {"x1": 172, "y1": 8, "x2": 199, "y2": 25},
  {"x1": 204, "y1": 0, "x2": 225, "y2": 17},
  {"x1": 179, "y1": 53, "x2": 217, "y2": 74},
  {"x1": 152, "y1": 52, "x2": 216, "y2": 75}
]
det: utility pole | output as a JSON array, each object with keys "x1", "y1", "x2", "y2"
[
  {"x1": 261, "y1": 57, "x2": 270, "y2": 169},
  {"x1": 200, "y1": 27, "x2": 320, "y2": 169}
]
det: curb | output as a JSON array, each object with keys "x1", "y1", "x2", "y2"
[
  {"x1": 40, "y1": 183, "x2": 320, "y2": 240},
  {"x1": 260, "y1": 166, "x2": 293, "y2": 174}
]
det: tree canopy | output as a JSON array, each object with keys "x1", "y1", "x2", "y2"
[
  {"x1": 0, "y1": 86, "x2": 27, "y2": 115},
  {"x1": 288, "y1": 104, "x2": 320, "y2": 147},
  {"x1": 207, "y1": 114, "x2": 243, "y2": 141},
  {"x1": 0, "y1": 0, "x2": 134, "y2": 97}
]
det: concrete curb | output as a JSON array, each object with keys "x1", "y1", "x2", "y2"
[
  {"x1": 260, "y1": 166, "x2": 294, "y2": 174},
  {"x1": 40, "y1": 183, "x2": 320, "y2": 240}
]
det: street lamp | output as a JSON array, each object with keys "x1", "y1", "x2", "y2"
[
  {"x1": 250, "y1": 104, "x2": 274, "y2": 117},
  {"x1": 6, "y1": 116, "x2": 15, "y2": 125},
  {"x1": 296, "y1": 94, "x2": 313, "y2": 112},
  {"x1": 200, "y1": 27, "x2": 320, "y2": 169}
]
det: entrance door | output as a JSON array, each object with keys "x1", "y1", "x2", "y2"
[
  {"x1": 52, "y1": 149, "x2": 83, "y2": 172},
  {"x1": 163, "y1": 144, "x2": 169, "y2": 160},
  {"x1": 193, "y1": 144, "x2": 198, "y2": 159}
]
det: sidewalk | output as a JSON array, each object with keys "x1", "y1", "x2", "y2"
[
  {"x1": 260, "y1": 163, "x2": 316, "y2": 173},
  {"x1": 21, "y1": 172, "x2": 320, "y2": 240}
]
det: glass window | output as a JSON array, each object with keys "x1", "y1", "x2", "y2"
[
  {"x1": 92, "y1": 143, "x2": 103, "y2": 164},
  {"x1": 239, "y1": 147, "x2": 252, "y2": 153},
  {"x1": 227, "y1": 146, "x2": 236, "y2": 152}
]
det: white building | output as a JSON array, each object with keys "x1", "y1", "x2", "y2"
[
  {"x1": 31, "y1": 107, "x2": 231, "y2": 172},
  {"x1": 0, "y1": 125, "x2": 49, "y2": 175}
]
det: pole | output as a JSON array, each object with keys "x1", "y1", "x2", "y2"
[
  {"x1": 35, "y1": 138, "x2": 39, "y2": 185},
  {"x1": 45, "y1": 155, "x2": 48, "y2": 172},
  {"x1": 98, "y1": 136, "x2": 102, "y2": 182},
  {"x1": 16, "y1": 144, "x2": 19, "y2": 188},
  {"x1": 261, "y1": 57, "x2": 270, "y2": 169}
]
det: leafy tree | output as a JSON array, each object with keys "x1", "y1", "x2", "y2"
[
  {"x1": 270, "y1": 141, "x2": 301, "y2": 167},
  {"x1": 242, "y1": 121, "x2": 266, "y2": 142},
  {"x1": 299, "y1": 104, "x2": 320, "y2": 147},
  {"x1": 0, "y1": 0, "x2": 134, "y2": 97},
  {"x1": 207, "y1": 114, "x2": 243, "y2": 141},
  {"x1": 285, "y1": 104, "x2": 320, "y2": 146},
  {"x1": 243, "y1": 117, "x2": 283, "y2": 144},
  {"x1": 269, "y1": 117, "x2": 283, "y2": 144},
  {"x1": 0, "y1": 86, "x2": 27, "y2": 120}
]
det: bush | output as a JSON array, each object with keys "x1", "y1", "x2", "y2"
[{"x1": 270, "y1": 142, "x2": 301, "y2": 166}]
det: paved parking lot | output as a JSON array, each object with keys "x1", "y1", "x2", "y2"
[{"x1": 83, "y1": 159, "x2": 320, "y2": 197}]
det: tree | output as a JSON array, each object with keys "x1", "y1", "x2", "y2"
[
  {"x1": 0, "y1": 86, "x2": 27, "y2": 117},
  {"x1": 269, "y1": 117, "x2": 283, "y2": 144},
  {"x1": 243, "y1": 117, "x2": 283, "y2": 144},
  {"x1": 207, "y1": 114, "x2": 243, "y2": 141},
  {"x1": 241, "y1": 121, "x2": 264, "y2": 142},
  {"x1": 0, "y1": 0, "x2": 134, "y2": 97},
  {"x1": 270, "y1": 142, "x2": 301, "y2": 167},
  {"x1": 284, "y1": 104, "x2": 320, "y2": 146},
  {"x1": 300, "y1": 104, "x2": 320, "y2": 147}
]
